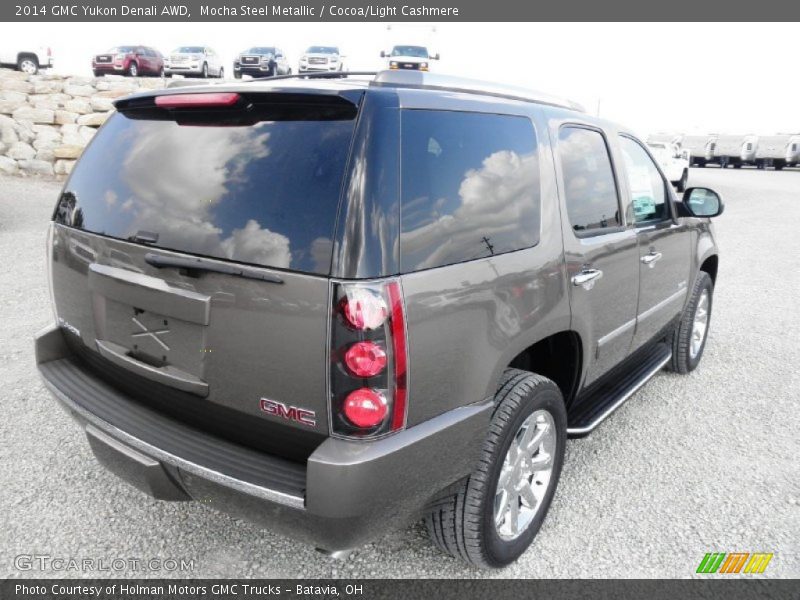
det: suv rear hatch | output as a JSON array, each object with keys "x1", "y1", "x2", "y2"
[{"x1": 48, "y1": 88, "x2": 362, "y2": 462}]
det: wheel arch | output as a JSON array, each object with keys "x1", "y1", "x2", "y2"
[
  {"x1": 699, "y1": 253, "x2": 718, "y2": 285},
  {"x1": 16, "y1": 52, "x2": 38, "y2": 65},
  {"x1": 503, "y1": 330, "x2": 583, "y2": 407}
]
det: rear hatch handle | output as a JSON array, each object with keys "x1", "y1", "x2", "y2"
[{"x1": 144, "y1": 253, "x2": 284, "y2": 284}]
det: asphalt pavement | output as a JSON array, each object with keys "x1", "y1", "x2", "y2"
[{"x1": 0, "y1": 168, "x2": 798, "y2": 578}]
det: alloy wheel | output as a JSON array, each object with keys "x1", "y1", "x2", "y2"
[
  {"x1": 494, "y1": 409, "x2": 556, "y2": 541},
  {"x1": 690, "y1": 289, "x2": 709, "y2": 359}
]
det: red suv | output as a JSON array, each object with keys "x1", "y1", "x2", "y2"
[{"x1": 92, "y1": 46, "x2": 164, "y2": 77}]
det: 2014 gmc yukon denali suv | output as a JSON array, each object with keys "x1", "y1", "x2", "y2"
[{"x1": 35, "y1": 70, "x2": 723, "y2": 568}]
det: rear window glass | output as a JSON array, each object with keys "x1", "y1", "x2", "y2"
[
  {"x1": 400, "y1": 110, "x2": 540, "y2": 272},
  {"x1": 54, "y1": 109, "x2": 356, "y2": 275}
]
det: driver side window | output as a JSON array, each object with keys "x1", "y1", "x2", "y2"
[{"x1": 619, "y1": 136, "x2": 669, "y2": 223}]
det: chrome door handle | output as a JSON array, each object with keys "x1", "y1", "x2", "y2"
[
  {"x1": 641, "y1": 251, "x2": 663, "y2": 267},
  {"x1": 572, "y1": 268, "x2": 603, "y2": 290}
]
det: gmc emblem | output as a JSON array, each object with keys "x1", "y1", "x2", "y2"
[{"x1": 259, "y1": 398, "x2": 316, "y2": 427}]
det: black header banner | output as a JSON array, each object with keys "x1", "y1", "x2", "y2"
[
  {"x1": 2, "y1": 579, "x2": 800, "y2": 600},
  {"x1": 2, "y1": 0, "x2": 799, "y2": 21}
]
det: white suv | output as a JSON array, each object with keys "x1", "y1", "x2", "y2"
[
  {"x1": 0, "y1": 45, "x2": 53, "y2": 74},
  {"x1": 164, "y1": 46, "x2": 224, "y2": 78},
  {"x1": 299, "y1": 46, "x2": 345, "y2": 73},
  {"x1": 647, "y1": 141, "x2": 690, "y2": 192}
]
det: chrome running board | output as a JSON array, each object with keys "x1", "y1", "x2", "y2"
[{"x1": 567, "y1": 343, "x2": 672, "y2": 437}]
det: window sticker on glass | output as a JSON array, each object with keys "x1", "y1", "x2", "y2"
[
  {"x1": 619, "y1": 136, "x2": 667, "y2": 223},
  {"x1": 632, "y1": 194, "x2": 657, "y2": 218}
]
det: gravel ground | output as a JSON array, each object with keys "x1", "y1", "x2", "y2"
[{"x1": 0, "y1": 168, "x2": 798, "y2": 579}]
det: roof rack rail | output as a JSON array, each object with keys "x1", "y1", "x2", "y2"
[{"x1": 372, "y1": 70, "x2": 585, "y2": 112}]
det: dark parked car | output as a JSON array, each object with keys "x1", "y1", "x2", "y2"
[
  {"x1": 233, "y1": 46, "x2": 290, "y2": 78},
  {"x1": 36, "y1": 71, "x2": 722, "y2": 568},
  {"x1": 92, "y1": 46, "x2": 164, "y2": 77}
]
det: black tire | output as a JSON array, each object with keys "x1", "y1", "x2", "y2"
[
  {"x1": 733, "y1": 163, "x2": 741, "y2": 169},
  {"x1": 425, "y1": 369, "x2": 567, "y2": 568},
  {"x1": 775, "y1": 163, "x2": 784, "y2": 171},
  {"x1": 201, "y1": 62, "x2": 208, "y2": 78},
  {"x1": 233, "y1": 71, "x2": 242, "y2": 79},
  {"x1": 218, "y1": 67, "x2": 224, "y2": 79},
  {"x1": 93, "y1": 70, "x2": 102, "y2": 78},
  {"x1": 127, "y1": 62, "x2": 138, "y2": 77},
  {"x1": 668, "y1": 271, "x2": 713, "y2": 374},
  {"x1": 676, "y1": 169, "x2": 688, "y2": 193}
]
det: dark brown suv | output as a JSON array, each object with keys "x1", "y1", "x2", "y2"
[{"x1": 36, "y1": 71, "x2": 722, "y2": 568}]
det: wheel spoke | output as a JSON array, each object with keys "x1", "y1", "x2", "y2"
[
  {"x1": 508, "y1": 496, "x2": 520, "y2": 535},
  {"x1": 497, "y1": 464, "x2": 513, "y2": 491},
  {"x1": 494, "y1": 490, "x2": 508, "y2": 527},
  {"x1": 522, "y1": 423, "x2": 547, "y2": 452},
  {"x1": 531, "y1": 451, "x2": 553, "y2": 471},
  {"x1": 519, "y1": 483, "x2": 537, "y2": 508}
]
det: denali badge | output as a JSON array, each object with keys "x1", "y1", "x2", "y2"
[{"x1": 259, "y1": 398, "x2": 316, "y2": 427}]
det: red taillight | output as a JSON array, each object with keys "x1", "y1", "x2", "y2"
[
  {"x1": 387, "y1": 282, "x2": 407, "y2": 430},
  {"x1": 330, "y1": 280, "x2": 408, "y2": 438},
  {"x1": 341, "y1": 288, "x2": 388, "y2": 330},
  {"x1": 343, "y1": 388, "x2": 388, "y2": 428},
  {"x1": 155, "y1": 92, "x2": 241, "y2": 109},
  {"x1": 344, "y1": 341, "x2": 387, "y2": 378}
]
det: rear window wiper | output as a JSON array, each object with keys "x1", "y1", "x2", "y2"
[{"x1": 144, "y1": 252, "x2": 284, "y2": 284}]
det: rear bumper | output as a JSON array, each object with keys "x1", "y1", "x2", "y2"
[{"x1": 35, "y1": 325, "x2": 491, "y2": 551}]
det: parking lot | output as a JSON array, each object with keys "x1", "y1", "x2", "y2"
[{"x1": 0, "y1": 168, "x2": 798, "y2": 578}]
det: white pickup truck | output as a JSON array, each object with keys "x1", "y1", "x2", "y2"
[
  {"x1": 380, "y1": 45, "x2": 439, "y2": 71},
  {"x1": 0, "y1": 46, "x2": 53, "y2": 75},
  {"x1": 646, "y1": 141, "x2": 690, "y2": 192}
]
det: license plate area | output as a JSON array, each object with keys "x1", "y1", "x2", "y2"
[
  {"x1": 87, "y1": 263, "x2": 211, "y2": 396},
  {"x1": 104, "y1": 301, "x2": 205, "y2": 377}
]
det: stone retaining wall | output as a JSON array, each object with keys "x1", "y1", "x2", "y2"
[{"x1": 0, "y1": 68, "x2": 167, "y2": 178}]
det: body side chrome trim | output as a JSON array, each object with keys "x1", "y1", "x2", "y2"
[
  {"x1": 597, "y1": 317, "x2": 636, "y2": 349},
  {"x1": 637, "y1": 285, "x2": 687, "y2": 322}
]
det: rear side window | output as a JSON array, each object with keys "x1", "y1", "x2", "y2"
[
  {"x1": 558, "y1": 126, "x2": 621, "y2": 235},
  {"x1": 400, "y1": 110, "x2": 540, "y2": 272},
  {"x1": 54, "y1": 106, "x2": 357, "y2": 275}
]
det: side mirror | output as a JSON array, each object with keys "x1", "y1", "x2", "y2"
[
  {"x1": 682, "y1": 187, "x2": 724, "y2": 218},
  {"x1": 380, "y1": 50, "x2": 386, "y2": 58},
  {"x1": 434, "y1": 53, "x2": 440, "y2": 60}
]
